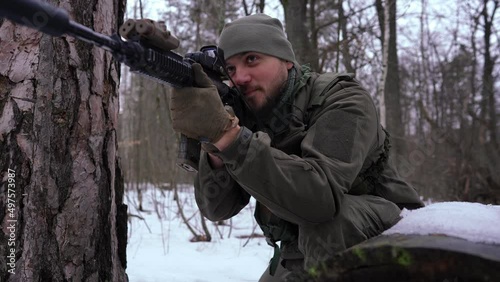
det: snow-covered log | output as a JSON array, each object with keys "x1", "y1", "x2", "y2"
[{"x1": 312, "y1": 202, "x2": 500, "y2": 281}]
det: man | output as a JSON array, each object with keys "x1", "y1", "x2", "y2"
[{"x1": 169, "y1": 14, "x2": 424, "y2": 281}]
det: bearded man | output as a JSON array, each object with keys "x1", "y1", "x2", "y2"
[{"x1": 169, "y1": 14, "x2": 424, "y2": 281}]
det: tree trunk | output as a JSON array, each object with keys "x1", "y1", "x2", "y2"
[
  {"x1": 281, "y1": 0, "x2": 319, "y2": 71},
  {"x1": 376, "y1": 0, "x2": 406, "y2": 156},
  {"x1": 338, "y1": 0, "x2": 356, "y2": 74},
  {"x1": 0, "y1": 0, "x2": 127, "y2": 281},
  {"x1": 376, "y1": 0, "x2": 388, "y2": 128},
  {"x1": 481, "y1": 0, "x2": 498, "y2": 148}
]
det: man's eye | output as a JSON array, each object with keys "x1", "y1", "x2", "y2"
[
  {"x1": 246, "y1": 55, "x2": 257, "y2": 63},
  {"x1": 226, "y1": 66, "x2": 235, "y2": 75}
]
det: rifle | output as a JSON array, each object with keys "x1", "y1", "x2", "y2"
[{"x1": 0, "y1": 0, "x2": 249, "y2": 172}]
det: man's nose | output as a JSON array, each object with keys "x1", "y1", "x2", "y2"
[{"x1": 232, "y1": 69, "x2": 251, "y2": 86}]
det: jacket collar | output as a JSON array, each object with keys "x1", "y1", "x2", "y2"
[{"x1": 262, "y1": 65, "x2": 312, "y2": 139}]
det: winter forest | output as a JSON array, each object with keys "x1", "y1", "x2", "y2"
[
  {"x1": 120, "y1": 0, "x2": 500, "y2": 204},
  {"x1": 0, "y1": 0, "x2": 499, "y2": 281}
]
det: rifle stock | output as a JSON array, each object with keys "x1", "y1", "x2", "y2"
[{"x1": 0, "y1": 0, "x2": 245, "y2": 172}]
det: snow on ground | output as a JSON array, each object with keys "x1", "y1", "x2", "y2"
[
  {"x1": 384, "y1": 201, "x2": 500, "y2": 245},
  {"x1": 125, "y1": 184, "x2": 271, "y2": 282},
  {"x1": 125, "y1": 185, "x2": 500, "y2": 281}
]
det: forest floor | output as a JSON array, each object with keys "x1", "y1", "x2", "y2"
[
  {"x1": 125, "y1": 185, "x2": 500, "y2": 281},
  {"x1": 125, "y1": 184, "x2": 271, "y2": 281}
]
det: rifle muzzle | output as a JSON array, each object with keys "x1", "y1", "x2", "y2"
[{"x1": 0, "y1": 0, "x2": 70, "y2": 36}]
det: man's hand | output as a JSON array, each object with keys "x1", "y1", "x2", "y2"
[{"x1": 170, "y1": 63, "x2": 237, "y2": 143}]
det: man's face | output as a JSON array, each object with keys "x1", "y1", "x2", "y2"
[{"x1": 225, "y1": 52, "x2": 293, "y2": 113}]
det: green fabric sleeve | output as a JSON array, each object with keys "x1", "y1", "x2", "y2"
[{"x1": 194, "y1": 151, "x2": 251, "y2": 221}]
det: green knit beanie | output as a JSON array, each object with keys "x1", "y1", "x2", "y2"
[{"x1": 218, "y1": 14, "x2": 296, "y2": 63}]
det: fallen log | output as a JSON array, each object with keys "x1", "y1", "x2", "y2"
[
  {"x1": 309, "y1": 202, "x2": 500, "y2": 281},
  {"x1": 313, "y1": 233, "x2": 500, "y2": 281}
]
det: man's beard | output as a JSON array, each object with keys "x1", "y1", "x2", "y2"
[
  {"x1": 250, "y1": 71, "x2": 291, "y2": 121},
  {"x1": 253, "y1": 86, "x2": 285, "y2": 120}
]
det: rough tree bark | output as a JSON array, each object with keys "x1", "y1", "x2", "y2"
[{"x1": 0, "y1": 0, "x2": 127, "y2": 281}]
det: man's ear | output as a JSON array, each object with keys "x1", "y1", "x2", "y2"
[{"x1": 286, "y1": 61, "x2": 293, "y2": 70}]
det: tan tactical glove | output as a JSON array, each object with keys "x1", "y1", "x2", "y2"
[{"x1": 170, "y1": 63, "x2": 237, "y2": 143}]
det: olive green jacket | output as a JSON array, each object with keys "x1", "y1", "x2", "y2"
[{"x1": 194, "y1": 69, "x2": 423, "y2": 267}]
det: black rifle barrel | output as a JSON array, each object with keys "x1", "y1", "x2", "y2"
[
  {"x1": 0, "y1": 0, "x2": 119, "y2": 52},
  {"x1": 0, "y1": 0, "x2": 70, "y2": 36},
  {"x1": 0, "y1": 0, "x2": 194, "y2": 88},
  {"x1": 0, "y1": 0, "x2": 233, "y2": 172},
  {"x1": 67, "y1": 21, "x2": 121, "y2": 53}
]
